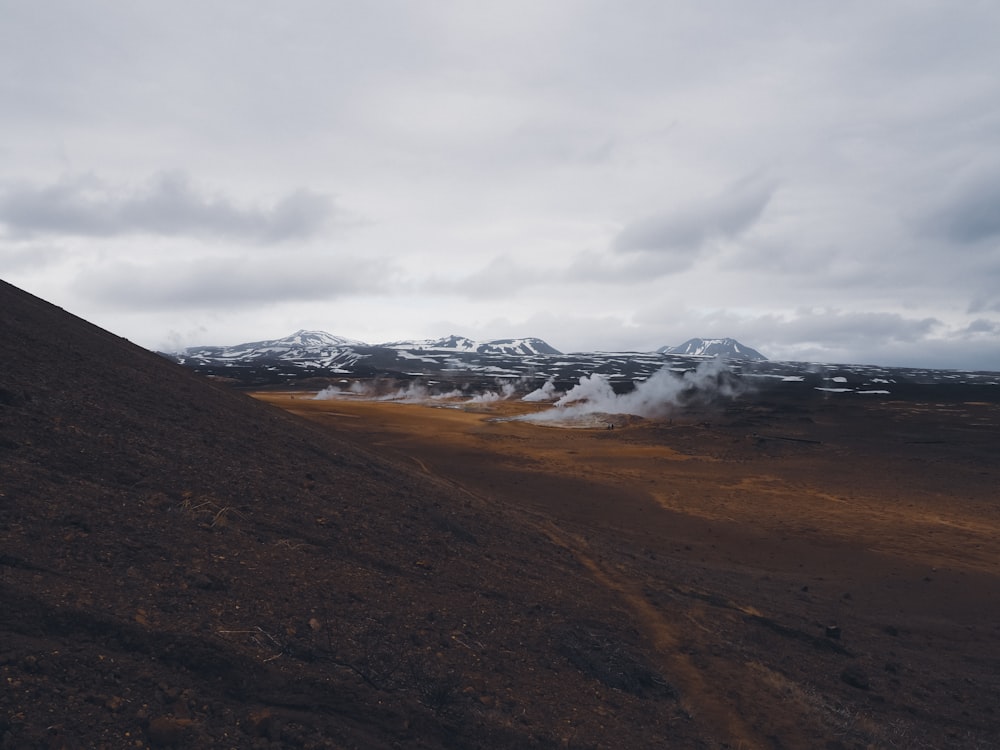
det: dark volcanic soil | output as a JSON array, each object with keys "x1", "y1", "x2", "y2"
[{"x1": 2, "y1": 279, "x2": 1000, "y2": 749}]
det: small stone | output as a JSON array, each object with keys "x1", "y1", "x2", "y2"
[
  {"x1": 825, "y1": 624, "x2": 841, "y2": 639},
  {"x1": 308, "y1": 617, "x2": 322, "y2": 632},
  {"x1": 105, "y1": 695, "x2": 125, "y2": 712}
]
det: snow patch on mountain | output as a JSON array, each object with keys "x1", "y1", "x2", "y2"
[
  {"x1": 379, "y1": 335, "x2": 561, "y2": 356},
  {"x1": 657, "y1": 338, "x2": 767, "y2": 361},
  {"x1": 172, "y1": 329, "x2": 367, "y2": 372},
  {"x1": 180, "y1": 329, "x2": 366, "y2": 358}
]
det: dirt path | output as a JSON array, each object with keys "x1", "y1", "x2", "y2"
[{"x1": 537, "y1": 520, "x2": 773, "y2": 749}]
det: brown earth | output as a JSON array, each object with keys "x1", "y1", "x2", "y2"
[{"x1": 2, "y1": 278, "x2": 999, "y2": 748}]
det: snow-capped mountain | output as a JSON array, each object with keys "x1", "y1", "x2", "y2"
[
  {"x1": 162, "y1": 330, "x2": 563, "y2": 383},
  {"x1": 379, "y1": 334, "x2": 561, "y2": 356},
  {"x1": 177, "y1": 329, "x2": 365, "y2": 359},
  {"x1": 162, "y1": 329, "x2": 1000, "y2": 397},
  {"x1": 170, "y1": 329, "x2": 368, "y2": 374},
  {"x1": 657, "y1": 338, "x2": 767, "y2": 361}
]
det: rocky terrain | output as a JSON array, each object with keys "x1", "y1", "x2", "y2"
[{"x1": 3, "y1": 278, "x2": 1000, "y2": 748}]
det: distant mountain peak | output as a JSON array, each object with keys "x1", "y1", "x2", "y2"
[
  {"x1": 281, "y1": 330, "x2": 368, "y2": 348},
  {"x1": 657, "y1": 337, "x2": 767, "y2": 361},
  {"x1": 379, "y1": 335, "x2": 561, "y2": 356},
  {"x1": 181, "y1": 330, "x2": 366, "y2": 355},
  {"x1": 162, "y1": 330, "x2": 564, "y2": 383}
]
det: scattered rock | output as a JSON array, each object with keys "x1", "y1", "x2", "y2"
[{"x1": 825, "y1": 624, "x2": 841, "y2": 640}]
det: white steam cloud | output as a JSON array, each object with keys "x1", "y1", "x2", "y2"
[
  {"x1": 314, "y1": 382, "x2": 370, "y2": 399},
  {"x1": 467, "y1": 382, "x2": 517, "y2": 403},
  {"x1": 521, "y1": 376, "x2": 561, "y2": 402},
  {"x1": 313, "y1": 379, "x2": 495, "y2": 403},
  {"x1": 311, "y1": 361, "x2": 743, "y2": 426},
  {"x1": 315, "y1": 381, "x2": 447, "y2": 402},
  {"x1": 521, "y1": 358, "x2": 742, "y2": 423}
]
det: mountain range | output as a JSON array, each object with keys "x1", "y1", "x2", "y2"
[
  {"x1": 379, "y1": 334, "x2": 561, "y2": 356},
  {"x1": 165, "y1": 330, "x2": 767, "y2": 385},
  {"x1": 173, "y1": 330, "x2": 760, "y2": 359},
  {"x1": 163, "y1": 328, "x2": 1000, "y2": 396}
]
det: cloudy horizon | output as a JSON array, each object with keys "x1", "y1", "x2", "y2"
[{"x1": 3, "y1": 2, "x2": 999, "y2": 370}]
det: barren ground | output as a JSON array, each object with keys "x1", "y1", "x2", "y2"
[{"x1": 256, "y1": 389, "x2": 1000, "y2": 749}]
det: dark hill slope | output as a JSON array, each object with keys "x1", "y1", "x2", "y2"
[{"x1": 0, "y1": 281, "x2": 687, "y2": 748}]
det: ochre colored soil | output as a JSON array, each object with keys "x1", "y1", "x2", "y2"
[{"x1": 257, "y1": 390, "x2": 1000, "y2": 749}]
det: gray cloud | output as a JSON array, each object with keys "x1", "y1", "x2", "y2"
[
  {"x1": 75, "y1": 253, "x2": 389, "y2": 311},
  {"x1": 0, "y1": 172, "x2": 333, "y2": 243},
  {"x1": 920, "y1": 163, "x2": 1000, "y2": 244},
  {"x1": 419, "y1": 255, "x2": 538, "y2": 299},
  {"x1": 963, "y1": 318, "x2": 1000, "y2": 335},
  {"x1": 969, "y1": 295, "x2": 1000, "y2": 314},
  {"x1": 614, "y1": 178, "x2": 775, "y2": 256},
  {"x1": 424, "y1": 244, "x2": 703, "y2": 295},
  {"x1": 566, "y1": 249, "x2": 694, "y2": 282},
  {"x1": 762, "y1": 310, "x2": 941, "y2": 348},
  {"x1": 931, "y1": 166, "x2": 1000, "y2": 244},
  {"x1": 0, "y1": 243, "x2": 67, "y2": 272}
]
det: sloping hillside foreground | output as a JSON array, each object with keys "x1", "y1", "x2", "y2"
[{"x1": 0, "y1": 281, "x2": 695, "y2": 748}]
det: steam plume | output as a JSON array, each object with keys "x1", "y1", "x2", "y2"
[
  {"x1": 467, "y1": 382, "x2": 517, "y2": 403},
  {"x1": 521, "y1": 358, "x2": 742, "y2": 423},
  {"x1": 522, "y1": 376, "x2": 560, "y2": 402}
]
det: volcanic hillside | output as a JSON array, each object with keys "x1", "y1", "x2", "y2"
[{"x1": 0, "y1": 280, "x2": 691, "y2": 748}]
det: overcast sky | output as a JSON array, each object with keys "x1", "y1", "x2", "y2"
[{"x1": 2, "y1": 1, "x2": 999, "y2": 369}]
